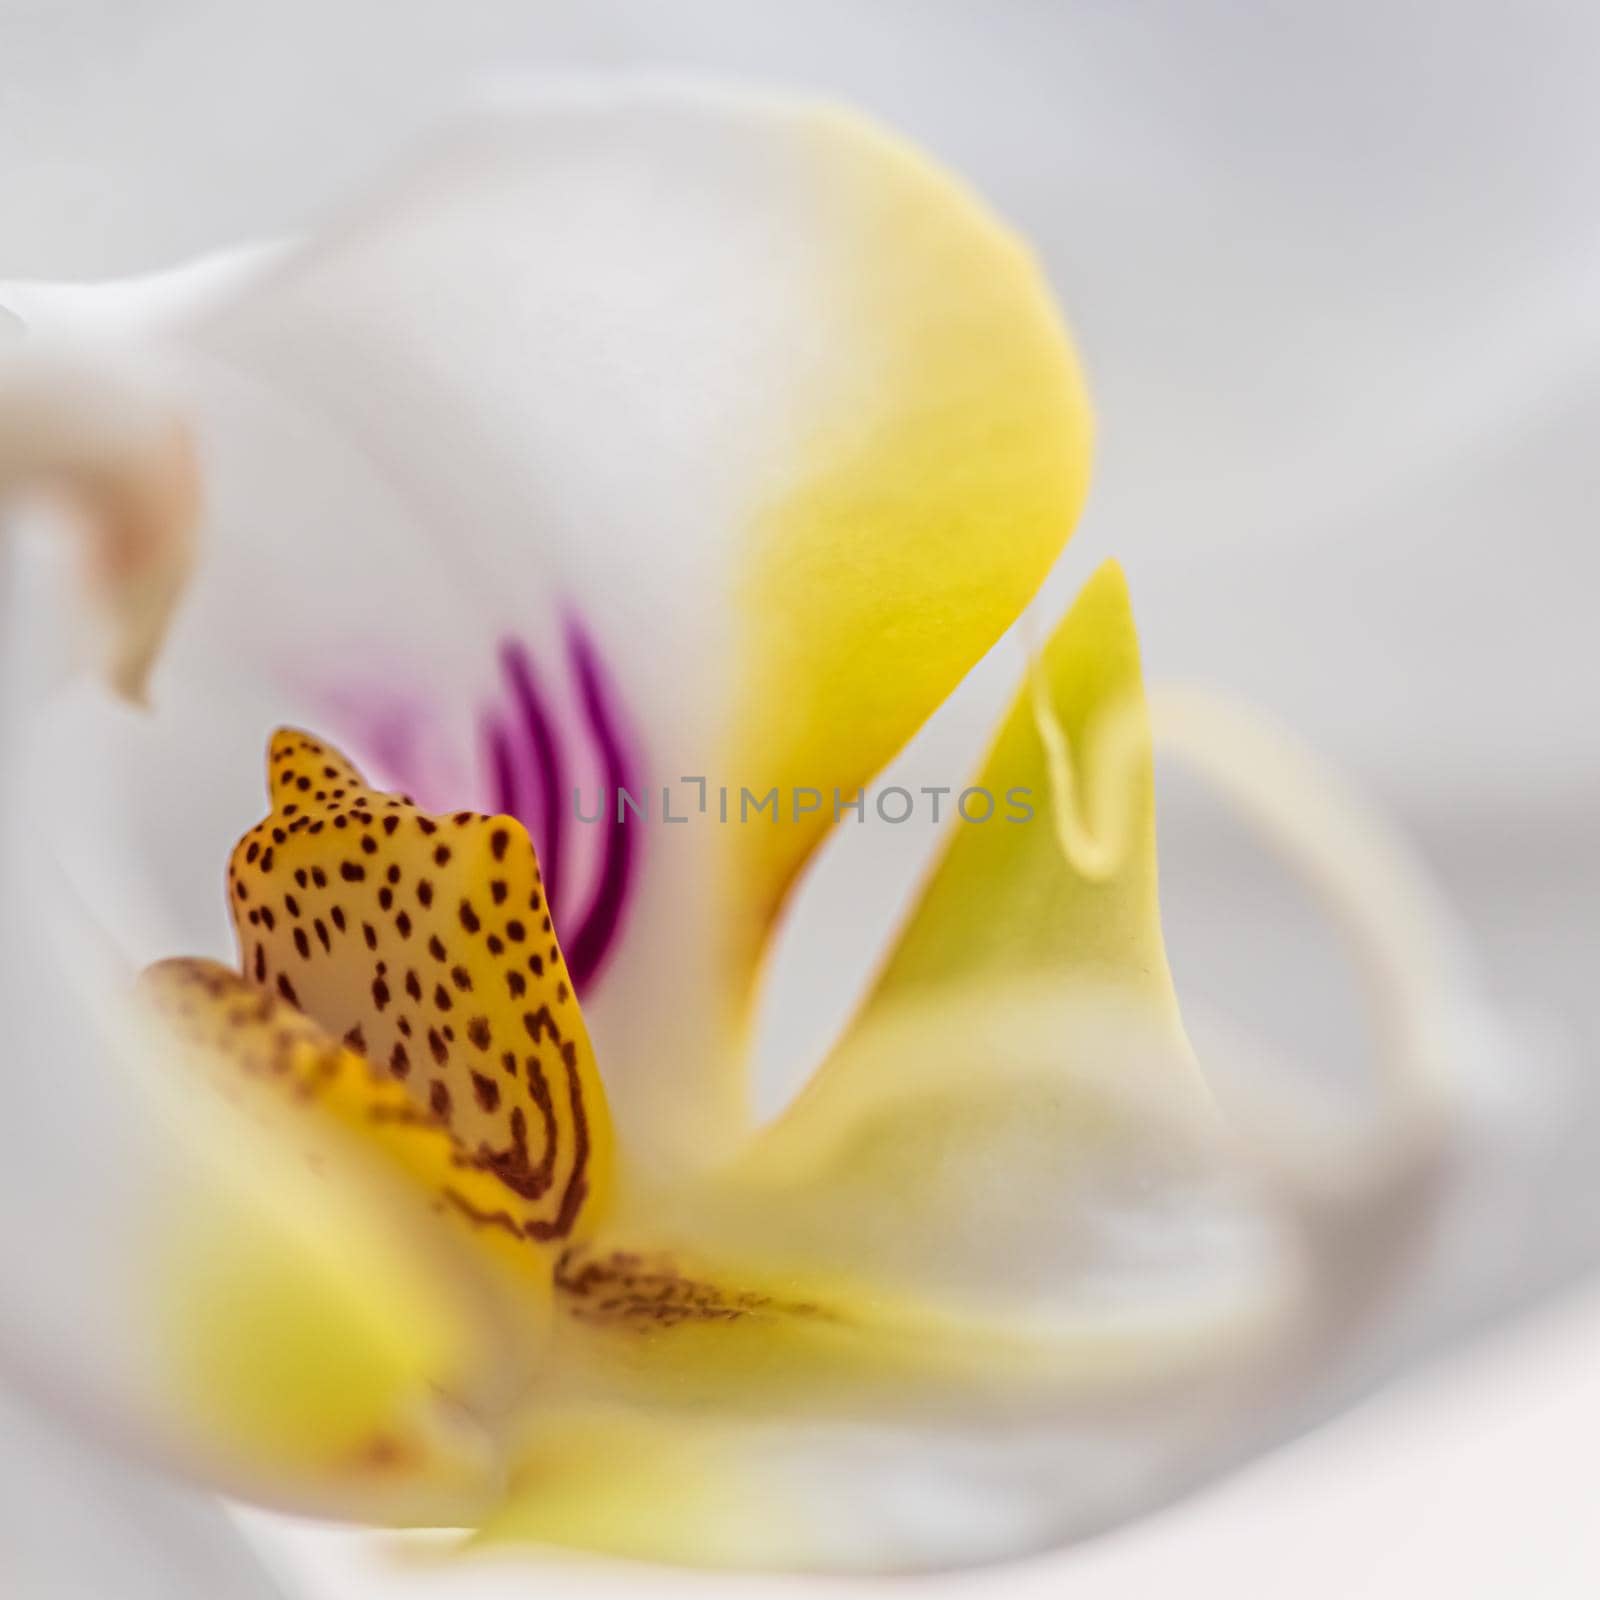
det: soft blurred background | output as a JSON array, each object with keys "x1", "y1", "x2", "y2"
[{"x1": 2, "y1": 2, "x2": 1596, "y2": 1595}]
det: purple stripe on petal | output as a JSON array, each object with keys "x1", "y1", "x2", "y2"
[
  {"x1": 501, "y1": 638, "x2": 567, "y2": 922},
  {"x1": 484, "y1": 712, "x2": 520, "y2": 820},
  {"x1": 565, "y1": 623, "x2": 640, "y2": 993}
]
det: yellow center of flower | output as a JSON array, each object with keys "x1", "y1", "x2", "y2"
[{"x1": 147, "y1": 728, "x2": 614, "y2": 1266}]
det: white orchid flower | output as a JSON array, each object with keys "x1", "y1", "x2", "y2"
[{"x1": 0, "y1": 83, "x2": 1484, "y2": 1575}]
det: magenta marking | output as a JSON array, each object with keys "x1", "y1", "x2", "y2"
[
  {"x1": 564, "y1": 623, "x2": 639, "y2": 993},
  {"x1": 485, "y1": 713, "x2": 520, "y2": 821},
  {"x1": 500, "y1": 639, "x2": 568, "y2": 924}
]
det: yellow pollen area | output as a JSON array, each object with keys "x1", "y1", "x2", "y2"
[{"x1": 210, "y1": 728, "x2": 614, "y2": 1257}]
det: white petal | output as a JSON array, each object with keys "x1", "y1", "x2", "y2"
[
  {"x1": 0, "y1": 1384, "x2": 290, "y2": 1600},
  {"x1": 75, "y1": 83, "x2": 1088, "y2": 1172}
]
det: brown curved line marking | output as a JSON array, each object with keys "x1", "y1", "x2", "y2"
[
  {"x1": 523, "y1": 1053, "x2": 559, "y2": 1192},
  {"x1": 442, "y1": 1187, "x2": 526, "y2": 1240},
  {"x1": 525, "y1": 1006, "x2": 591, "y2": 1243},
  {"x1": 466, "y1": 1006, "x2": 588, "y2": 1242},
  {"x1": 475, "y1": 1103, "x2": 551, "y2": 1203}
]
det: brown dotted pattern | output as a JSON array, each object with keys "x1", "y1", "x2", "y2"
[
  {"x1": 222, "y1": 728, "x2": 612, "y2": 1247},
  {"x1": 554, "y1": 1247, "x2": 834, "y2": 1334},
  {"x1": 139, "y1": 956, "x2": 570, "y2": 1277}
]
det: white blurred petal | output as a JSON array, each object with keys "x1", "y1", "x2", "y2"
[{"x1": 0, "y1": 1385, "x2": 288, "y2": 1600}]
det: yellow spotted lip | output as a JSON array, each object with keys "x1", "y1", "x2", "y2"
[{"x1": 218, "y1": 728, "x2": 615, "y2": 1257}]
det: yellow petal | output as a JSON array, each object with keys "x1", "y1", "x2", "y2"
[
  {"x1": 480, "y1": 1407, "x2": 805, "y2": 1569},
  {"x1": 225, "y1": 728, "x2": 615, "y2": 1252},
  {"x1": 470, "y1": 982, "x2": 1298, "y2": 1572},
  {"x1": 153, "y1": 1148, "x2": 502, "y2": 1523},
  {"x1": 142, "y1": 958, "x2": 559, "y2": 1295},
  {"x1": 131, "y1": 971, "x2": 530, "y2": 1521},
  {"x1": 864, "y1": 559, "x2": 1179, "y2": 1030},
  {"x1": 670, "y1": 567, "x2": 1226, "y2": 1330},
  {"x1": 727, "y1": 108, "x2": 1094, "y2": 947}
]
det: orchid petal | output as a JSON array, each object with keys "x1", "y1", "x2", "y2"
[
  {"x1": 478, "y1": 1394, "x2": 1275, "y2": 1575},
  {"x1": 0, "y1": 344, "x2": 199, "y2": 702},
  {"x1": 566, "y1": 978, "x2": 1297, "y2": 1371},
  {"x1": 118, "y1": 944, "x2": 553, "y2": 1522},
  {"x1": 863, "y1": 559, "x2": 1178, "y2": 1029},
  {"x1": 469, "y1": 980, "x2": 1302, "y2": 1571},
  {"x1": 138, "y1": 1088, "x2": 514, "y2": 1526},
  {"x1": 617, "y1": 565, "x2": 1199, "y2": 1327},
  {"x1": 0, "y1": 1384, "x2": 290, "y2": 1600},
  {"x1": 145, "y1": 83, "x2": 1093, "y2": 1166},
  {"x1": 460, "y1": 567, "x2": 1314, "y2": 1569}
]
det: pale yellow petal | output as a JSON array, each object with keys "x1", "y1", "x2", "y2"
[
  {"x1": 130, "y1": 977, "x2": 529, "y2": 1522},
  {"x1": 865, "y1": 559, "x2": 1179, "y2": 1029},
  {"x1": 727, "y1": 108, "x2": 1094, "y2": 948}
]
